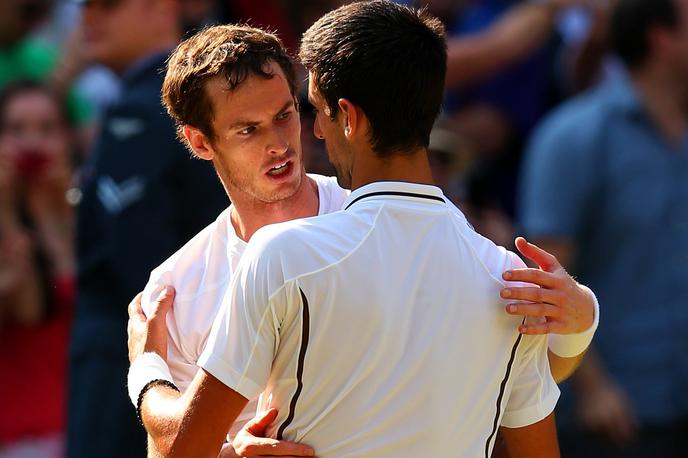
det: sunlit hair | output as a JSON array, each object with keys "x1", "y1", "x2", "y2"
[{"x1": 162, "y1": 24, "x2": 297, "y2": 154}]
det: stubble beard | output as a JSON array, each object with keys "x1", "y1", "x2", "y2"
[{"x1": 216, "y1": 154, "x2": 304, "y2": 204}]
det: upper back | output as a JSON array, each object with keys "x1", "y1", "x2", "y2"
[{"x1": 219, "y1": 182, "x2": 557, "y2": 457}]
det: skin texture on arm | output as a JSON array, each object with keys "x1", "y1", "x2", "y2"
[
  {"x1": 140, "y1": 369, "x2": 248, "y2": 458},
  {"x1": 499, "y1": 413, "x2": 560, "y2": 458},
  {"x1": 502, "y1": 237, "x2": 593, "y2": 382},
  {"x1": 129, "y1": 288, "x2": 245, "y2": 457},
  {"x1": 128, "y1": 290, "x2": 316, "y2": 458},
  {"x1": 446, "y1": 0, "x2": 579, "y2": 89}
]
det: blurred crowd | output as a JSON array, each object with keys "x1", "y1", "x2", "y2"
[{"x1": 0, "y1": 0, "x2": 686, "y2": 457}]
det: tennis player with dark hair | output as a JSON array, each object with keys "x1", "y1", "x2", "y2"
[{"x1": 127, "y1": 3, "x2": 599, "y2": 457}]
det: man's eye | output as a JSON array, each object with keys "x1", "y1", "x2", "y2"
[
  {"x1": 239, "y1": 126, "x2": 256, "y2": 135},
  {"x1": 276, "y1": 111, "x2": 292, "y2": 121}
]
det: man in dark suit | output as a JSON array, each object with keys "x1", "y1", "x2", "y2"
[{"x1": 68, "y1": 1, "x2": 226, "y2": 456}]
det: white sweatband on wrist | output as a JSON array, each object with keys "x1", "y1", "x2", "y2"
[
  {"x1": 127, "y1": 352, "x2": 175, "y2": 407},
  {"x1": 548, "y1": 286, "x2": 600, "y2": 357}
]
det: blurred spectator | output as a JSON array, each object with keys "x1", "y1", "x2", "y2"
[
  {"x1": 412, "y1": 0, "x2": 586, "y2": 246},
  {"x1": 0, "y1": 0, "x2": 92, "y2": 126},
  {"x1": 427, "y1": 123, "x2": 473, "y2": 204},
  {"x1": 68, "y1": 0, "x2": 226, "y2": 457},
  {"x1": 219, "y1": 0, "x2": 300, "y2": 52},
  {"x1": 180, "y1": 0, "x2": 220, "y2": 35},
  {"x1": 519, "y1": 0, "x2": 688, "y2": 456},
  {"x1": 0, "y1": 81, "x2": 75, "y2": 458}
]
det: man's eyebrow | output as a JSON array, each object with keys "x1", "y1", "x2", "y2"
[
  {"x1": 276, "y1": 99, "x2": 295, "y2": 114},
  {"x1": 228, "y1": 100, "x2": 296, "y2": 130},
  {"x1": 228, "y1": 117, "x2": 259, "y2": 130}
]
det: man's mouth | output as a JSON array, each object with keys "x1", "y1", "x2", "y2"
[{"x1": 266, "y1": 160, "x2": 291, "y2": 176}]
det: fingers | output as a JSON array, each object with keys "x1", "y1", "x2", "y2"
[
  {"x1": 245, "y1": 408, "x2": 279, "y2": 436},
  {"x1": 506, "y1": 302, "x2": 561, "y2": 319},
  {"x1": 127, "y1": 292, "x2": 145, "y2": 320},
  {"x1": 149, "y1": 286, "x2": 175, "y2": 320},
  {"x1": 235, "y1": 438, "x2": 315, "y2": 457},
  {"x1": 501, "y1": 286, "x2": 562, "y2": 305},
  {"x1": 502, "y1": 268, "x2": 560, "y2": 289},
  {"x1": 517, "y1": 320, "x2": 566, "y2": 335},
  {"x1": 514, "y1": 237, "x2": 560, "y2": 272}
]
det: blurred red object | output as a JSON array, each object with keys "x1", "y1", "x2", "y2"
[{"x1": 14, "y1": 149, "x2": 50, "y2": 180}]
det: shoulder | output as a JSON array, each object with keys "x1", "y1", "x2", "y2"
[
  {"x1": 241, "y1": 210, "x2": 370, "y2": 285},
  {"x1": 307, "y1": 173, "x2": 350, "y2": 213},
  {"x1": 453, "y1": 217, "x2": 525, "y2": 284},
  {"x1": 144, "y1": 207, "x2": 234, "y2": 304}
]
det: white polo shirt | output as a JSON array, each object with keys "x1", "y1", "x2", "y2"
[
  {"x1": 140, "y1": 174, "x2": 348, "y2": 436},
  {"x1": 199, "y1": 181, "x2": 559, "y2": 458}
]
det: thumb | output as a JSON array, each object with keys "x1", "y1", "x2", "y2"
[
  {"x1": 245, "y1": 408, "x2": 279, "y2": 436},
  {"x1": 150, "y1": 285, "x2": 175, "y2": 319},
  {"x1": 515, "y1": 237, "x2": 559, "y2": 272}
]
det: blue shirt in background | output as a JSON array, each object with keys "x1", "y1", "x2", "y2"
[{"x1": 518, "y1": 72, "x2": 688, "y2": 425}]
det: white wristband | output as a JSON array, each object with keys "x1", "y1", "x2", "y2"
[
  {"x1": 548, "y1": 286, "x2": 600, "y2": 357},
  {"x1": 127, "y1": 352, "x2": 175, "y2": 407}
]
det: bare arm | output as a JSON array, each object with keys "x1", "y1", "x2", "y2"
[
  {"x1": 140, "y1": 370, "x2": 247, "y2": 458},
  {"x1": 128, "y1": 290, "x2": 315, "y2": 458},
  {"x1": 446, "y1": 1, "x2": 576, "y2": 89},
  {"x1": 128, "y1": 287, "x2": 247, "y2": 457},
  {"x1": 499, "y1": 412, "x2": 560, "y2": 458}
]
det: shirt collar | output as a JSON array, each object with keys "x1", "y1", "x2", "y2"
[
  {"x1": 602, "y1": 68, "x2": 645, "y2": 116},
  {"x1": 343, "y1": 181, "x2": 446, "y2": 210}
]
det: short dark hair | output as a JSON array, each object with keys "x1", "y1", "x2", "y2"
[
  {"x1": 162, "y1": 25, "x2": 297, "y2": 150},
  {"x1": 299, "y1": 0, "x2": 447, "y2": 156},
  {"x1": 0, "y1": 80, "x2": 71, "y2": 131},
  {"x1": 610, "y1": 0, "x2": 679, "y2": 68}
]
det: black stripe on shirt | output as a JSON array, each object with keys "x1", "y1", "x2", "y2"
[
  {"x1": 344, "y1": 191, "x2": 446, "y2": 210},
  {"x1": 484, "y1": 319, "x2": 526, "y2": 457},
  {"x1": 276, "y1": 288, "x2": 311, "y2": 440}
]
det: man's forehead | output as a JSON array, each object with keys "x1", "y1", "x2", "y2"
[
  {"x1": 205, "y1": 72, "x2": 293, "y2": 123},
  {"x1": 307, "y1": 77, "x2": 322, "y2": 104}
]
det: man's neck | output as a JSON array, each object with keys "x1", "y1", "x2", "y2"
[
  {"x1": 229, "y1": 175, "x2": 320, "y2": 242},
  {"x1": 350, "y1": 146, "x2": 436, "y2": 190},
  {"x1": 631, "y1": 66, "x2": 688, "y2": 144}
]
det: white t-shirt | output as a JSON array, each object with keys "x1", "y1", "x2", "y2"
[
  {"x1": 141, "y1": 174, "x2": 348, "y2": 437},
  {"x1": 199, "y1": 181, "x2": 559, "y2": 457}
]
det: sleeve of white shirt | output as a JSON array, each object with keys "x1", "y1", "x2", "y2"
[
  {"x1": 140, "y1": 272, "x2": 197, "y2": 389},
  {"x1": 197, "y1": 235, "x2": 285, "y2": 401},
  {"x1": 501, "y1": 330, "x2": 560, "y2": 428},
  {"x1": 500, "y1": 252, "x2": 560, "y2": 428}
]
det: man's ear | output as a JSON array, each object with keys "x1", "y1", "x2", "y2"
[
  {"x1": 183, "y1": 125, "x2": 214, "y2": 161},
  {"x1": 337, "y1": 98, "x2": 362, "y2": 140}
]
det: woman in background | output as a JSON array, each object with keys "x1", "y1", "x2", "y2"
[{"x1": 0, "y1": 80, "x2": 76, "y2": 458}]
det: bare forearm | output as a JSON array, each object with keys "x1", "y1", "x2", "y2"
[
  {"x1": 548, "y1": 349, "x2": 585, "y2": 383},
  {"x1": 500, "y1": 413, "x2": 560, "y2": 457},
  {"x1": 139, "y1": 374, "x2": 245, "y2": 457},
  {"x1": 140, "y1": 385, "x2": 187, "y2": 457},
  {"x1": 147, "y1": 435, "x2": 165, "y2": 458},
  {"x1": 446, "y1": 3, "x2": 557, "y2": 88}
]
